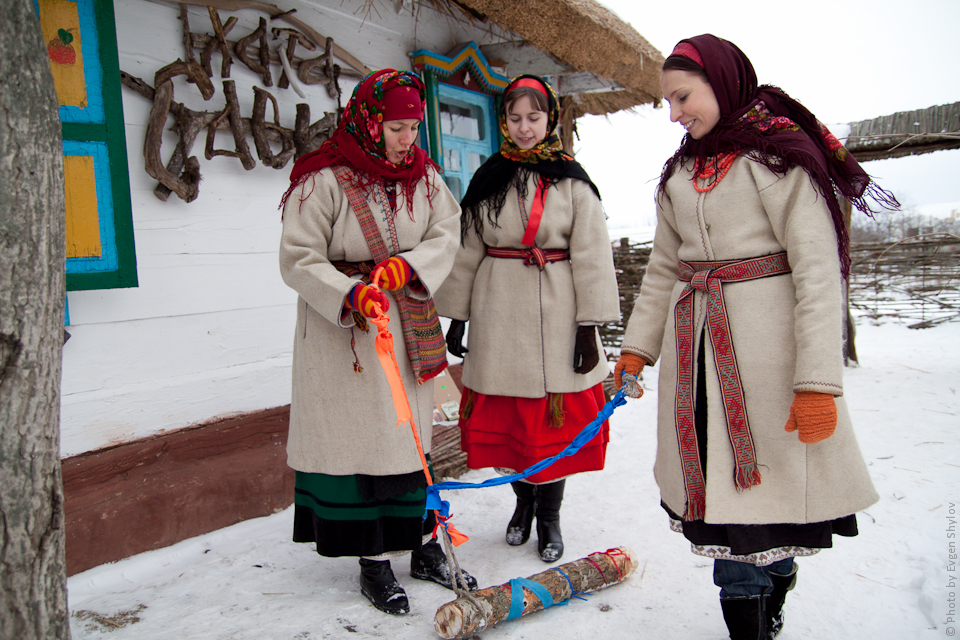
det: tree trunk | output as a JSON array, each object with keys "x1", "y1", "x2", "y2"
[{"x1": 0, "y1": 1, "x2": 71, "y2": 638}]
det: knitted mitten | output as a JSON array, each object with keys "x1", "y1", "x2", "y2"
[
  {"x1": 614, "y1": 353, "x2": 646, "y2": 393},
  {"x1": 345, "y1": 283, "x2": 389, "y2": 318},
  {"x1": 374, "y1": 256, "x2": 414, "y2": 292},
  {"x1": 784, "y1": 391, "x2": 837, "y2": 444}
]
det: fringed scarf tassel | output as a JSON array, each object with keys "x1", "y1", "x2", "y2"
[
  {"x1": 349, "y1": 313, "x2": 370, "y2": 374},
  {"x1": 459, "y1": 388, "x2": 476, "y2": 421},
  {"x1": 735, "y1": 463, "x2": 762, "y2": 492},
  {"x1": 548, "y1": 393, "x2": 564, "y2": 428},
  {"x1": 684, "y1": 499, "x2": 705, "y2": 522}
]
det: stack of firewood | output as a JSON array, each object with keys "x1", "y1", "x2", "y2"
[{"x1": 431, "y1": 420, "x2": 469, "y2": 480}]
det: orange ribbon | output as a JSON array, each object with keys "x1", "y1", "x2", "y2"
[{"x1": 367, "y1": 268, "x2": 469, "y2": 547}]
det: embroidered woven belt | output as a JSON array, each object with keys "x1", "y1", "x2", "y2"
[
  {"x1": 486, "y1": 246, "x2": 568, "y2": 270},
  {"x1": 673, "y1": 252, "x2": 792, "y2": 520},
  {"x1": 331, "y1": 259, "x2": 374, "y2": 276}
]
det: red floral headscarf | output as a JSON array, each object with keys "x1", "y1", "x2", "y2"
[{"x1": 280, "y1": 69, "x2": 438, "y2": 217}]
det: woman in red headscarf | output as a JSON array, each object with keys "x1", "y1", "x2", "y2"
[
  {"x1": 434, "y1": 75, "x2": 620, "y2": 565},
  {"x1": 279, "y1": 69, "x2": 475, "y2": 616},
  {"x1": 614, "y1": 35, "x2": 895, "y2": 638}
]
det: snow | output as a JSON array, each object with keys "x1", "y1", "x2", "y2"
[{"x1": 67, "y1": 318, "x2": 960, "y2": 639}]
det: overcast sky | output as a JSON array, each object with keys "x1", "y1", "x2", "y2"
[{"x1": 576, "y1": 0, "x2": 960, "y2": 229}]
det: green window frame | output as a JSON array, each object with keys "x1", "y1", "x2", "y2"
[{"x1": 38, "y1": 0, "x2": 137, "y2": 290}]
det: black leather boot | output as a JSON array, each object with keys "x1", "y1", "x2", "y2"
[
  {"x1": 410, "y1": 539, "x2": 478, "y2": 591},
  {"x1": 767, "y1": 566, "x2": 798, "y2": 638},
  {"x1": 506, "y1": 481, "x2": 537, "y2": 546},
  {"x1": 720, "y1": 595, "x2": 768, "y2": 640},
  {"x1": 359, "y1": 558, "x2": 409, "y2": 615},
  {"x1": 534, "y1": 480, "x2": 565, "y2": 563}
]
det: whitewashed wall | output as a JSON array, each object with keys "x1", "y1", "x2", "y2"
[{"x1": 60, "y1": 0, "x2": 513, "y2": 457}]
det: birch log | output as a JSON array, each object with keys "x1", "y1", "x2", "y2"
[{"x1": 434, "y1": 547, "x2": 638, "y2": 639}]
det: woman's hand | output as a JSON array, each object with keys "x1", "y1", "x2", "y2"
[
  {"x1": 446, "y1": 319, "x2": 468, "y2": 357},
  {"x1": 573, "y1": 326, "x2": 600, "y2": 374},
  {"x1": 614, "y1": 353, "x2": 646, "y2": 398},
  {"x1": 374, "y1": 256, "x2": 414, "y2": 292},
  {"x1": 345, "y1": 283, "x2": 389, "y2": 318},
  {"x1": 784, "y1": 391, "x2": 837, "y2": 443}
]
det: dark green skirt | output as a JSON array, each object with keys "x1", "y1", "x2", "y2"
[{"x1": 292, "y1": 468, "x2": 437, "y2": 558}]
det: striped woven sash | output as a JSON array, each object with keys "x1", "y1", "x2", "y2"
[
  {"x1": 674, "y1": 252, "x2": 792, "y2": 520},
  {"x1": 331, "y1": 165, "x2": 447, "y2": 383},
  {"x1": 485, "y1": 246, "x2": 568, "y2": 270}
]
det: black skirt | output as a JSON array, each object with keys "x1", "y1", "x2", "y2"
[
  {"x1": 292, "y1": 467, "x2": 436, "y2": 558},
  {"x1": 669, "y1": 333, "x2": 859, "y2": 556}
]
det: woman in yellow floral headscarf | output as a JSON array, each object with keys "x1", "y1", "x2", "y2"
[{"x1": 434, "y1": 74, "x2": 620, "y2": 564}]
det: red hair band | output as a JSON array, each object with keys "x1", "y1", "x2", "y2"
[
  {"x1": 509, "y1": 77, "x2": 548, "y2": 97},
  {"x1": 671, "y1": 42, "x2": 703, "y2": 68}
]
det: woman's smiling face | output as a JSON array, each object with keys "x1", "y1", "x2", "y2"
[
  {"x1": 661, "y1": 69, "x2": 721, "y2": 140},
  {"x1": 505, "y1": 95, "x2": 548, "y2": 150}
]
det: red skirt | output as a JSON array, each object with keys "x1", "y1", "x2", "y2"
[{"x1": 458, "y1": 383, "x2": 609, "y2": 484}]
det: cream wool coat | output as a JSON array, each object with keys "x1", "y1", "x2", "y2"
[
  {"x1": 279, "y1": 167, "x2": 460, "y2": 476},
  {"x1": 621, "y1": 157, "x2": 878, "y2": 525},
  {"x1": 434, "y1": 173, "x2": 620, "y2": 397}
]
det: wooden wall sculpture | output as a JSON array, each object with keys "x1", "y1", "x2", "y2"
[{"x1": 121, "y1": 5, "x2": 356, "y2": 203}]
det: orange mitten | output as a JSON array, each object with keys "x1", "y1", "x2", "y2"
[
  {"x1": 784, "y1": 391, "x2": 837, "y2": 444},
  {"x1": 345, "y1": 283, "x2": 389, "y2": 318},
  {"x1": 374, "y1": 256, "x2": 414, "y2": 292},
  {"x1": 614, "y1": 353, "x2": 646, "y2": 393}
]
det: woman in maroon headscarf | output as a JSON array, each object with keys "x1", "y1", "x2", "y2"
[
  {"x1": 614, "y1": 35, "x2": 895, "y2": 639},
  {"x1": 279, "y1": 69, "x2": 475, "y2": 616}
]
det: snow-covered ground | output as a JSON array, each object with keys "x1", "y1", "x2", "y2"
[{"x1": 67, "y1": 317, "x2": 960, "y2": 639}]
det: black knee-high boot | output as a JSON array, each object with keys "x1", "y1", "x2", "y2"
[
  {"x1": 720, "y1": 596, "x2": 767, "y2": 640},
  {"x1": 534, "y1": 480, "x2": 565, "y2": 562},
  {"x1": 506, "y1": 481, "x2": 537, "y2": 546},
  {"x1": 767, "y1": 566, "x2": 798, "y2": 638},
  {"x1": 359, "y1": 558, "x2": 409, "y2": 615}
]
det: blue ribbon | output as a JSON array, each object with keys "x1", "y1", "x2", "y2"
[
  {"x1": 556, "y1": 568, "x2": 589, "y2": 602},
  {"x1": 425, "y1": 389, "x2": 627, "y2": 519},
  {"x1": 507, "y1": 578, "x2": 556, "y2": 620}
]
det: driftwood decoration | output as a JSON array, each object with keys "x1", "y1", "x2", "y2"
[
  {"x1": 251, "y1": 86, "x2": 295, "y2": 168},
  {"x1": 298, "y1": 36, "x2": 341, "y2": 100},
  {"x1": 206, "y1": 7, "x2": 236, "y2": 79},
  {"x1": 434, "y1": 547, "x2": 638, "y2": 639},
  {"x1": 142, "y1": 61, "x2": 215, "y2": 203},
  {"x1": 206, "y1": 79, "x2": 257, "y2": 170},
  {"x1": 122, "y1": 6, "x2": 348, "y2": 202},
  {"x1": 234, "y1": 17, "x2": 272, "y2": 86}
]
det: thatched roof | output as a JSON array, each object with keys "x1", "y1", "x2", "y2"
[
  {"x1": 845, "y1": 102, "x2": 960, "y2": 162},
  {"x1": 446, "y1": 0, "x2": 664, "y2": 110}
]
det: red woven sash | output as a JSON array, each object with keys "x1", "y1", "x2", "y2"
[
  {"x1": 673, "y1": 252, "x2": 792, "y2": 520},
  {"x1": 485, "y1": 246, "x2": 568, "y2": 270}
]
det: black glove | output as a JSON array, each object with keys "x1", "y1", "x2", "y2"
[
  {"x1": 573, "y1": 325, "x2": 600, "y2": 374},
  {"x1": 446, "y1": 319, "x2": 469, "y2": 358}
]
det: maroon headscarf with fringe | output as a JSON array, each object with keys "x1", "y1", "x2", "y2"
[
  {"x1": 280, "y1": 69, "x2": 439, "y2": 218},
  {"x1": 659, "y1": 34, "x2": 898, "y2": 277}
]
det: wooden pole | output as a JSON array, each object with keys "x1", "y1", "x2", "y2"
[{"x1": 434, "y1": 547, "x2": 638, "y2": 639}]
